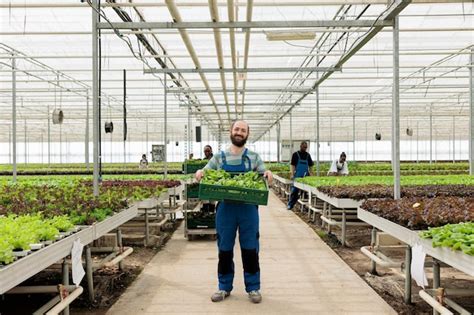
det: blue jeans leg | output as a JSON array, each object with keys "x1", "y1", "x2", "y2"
[{"x1": 216, "y1": 203, "x2": 237, "y2": 292}]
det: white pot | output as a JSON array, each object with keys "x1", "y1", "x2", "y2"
[
  {"x1": 30, "y1": 243, "x2": 44, "y2": 250},
  {"x1": 60, "y1": 231, "x2": 72, "y2": 237},
  {"x1": 12, "y1": 250, "x2": 30, "y2": 257},
  {"x1": 42, "y1": 240, "x2": 53, "y2": 246}
]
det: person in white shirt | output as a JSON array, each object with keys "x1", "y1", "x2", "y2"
[
  {"x1": 328, "y1": 152, "x2": 349, "y2": 176},
  {"x1": 139, "y1": 154, "x2": 148, "y2": 169}
]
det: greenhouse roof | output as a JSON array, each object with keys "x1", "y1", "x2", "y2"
[{"x1": 0, "y1": 0, "x2": 472, "y2": 143}]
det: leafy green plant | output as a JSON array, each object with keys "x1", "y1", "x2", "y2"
[
  {"x1": 420, "y1": 222, "x2": 474, "y2": 256},
  {"x1": 48, "y1": 216, "x2": 74, "y2": 232},
  {"x1": 202, "y1": 170, "x2": 266, "y2": 190}
]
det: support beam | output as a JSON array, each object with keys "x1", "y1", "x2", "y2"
[
  {"x1": 470, "y1": 47, "x2": 474, "y2": 175},
  {"x1": 85, "y1": 92, "x2": 90, "y2": 169},
  {"x1": 145, "y1": 66, "x2": 339, "y2": 74},
  {"x1": 164, "y1": 70, "x2": 168, "y2": 179},
  {"x1": 276, "y1": 122, "x2": 281, "y2": 163},
  {"x1": 392, "y1": 16, "x2": 401, "y2": 200},
  {"x1": 97, "y1": 20, "x2": 393, "y2": 30},
  {"x1": 92, "y1": 0, "x2": 100, "y2": 196},
  {"x1": 12, "y1": 55, "x2": 17, "y2": 182},
  {"x1": 315, "y1": 51, "x2": 321, "y2": 176}
]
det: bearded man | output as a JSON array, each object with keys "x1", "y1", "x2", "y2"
[{"x1": 195, "y1": 120, "x2": 273, "y2": 304}]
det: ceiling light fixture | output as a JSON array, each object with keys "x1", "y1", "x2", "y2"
[{"x1": 265, "y1": 31, "x2": 316, "y2": 41}]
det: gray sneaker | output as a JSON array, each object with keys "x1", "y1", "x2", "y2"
[
  {"x1": 211, "y1": 290, "x2": 230, "y2": 302},
  {"x1": 248, "y1": 290, "x2": 262, "y2": 303}
]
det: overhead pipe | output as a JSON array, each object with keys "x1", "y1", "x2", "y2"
[
  {"x1": 165, "y1": 0, "x2": 223, "y2": 125},
  {"x1": 240, "y1": 0, "x2": 254, "y2": 117},
  {"x1": 227, "y1": 0, "x2": 239, "y2": 115},
  {"x1": 209, "y1": 0, "x2": 231, "y2": 123}
]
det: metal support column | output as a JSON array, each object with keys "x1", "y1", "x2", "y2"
[
  {"x1": 276, "y1": 122, "x2": 281, "y2": 163},
  {"x1": 12, "y1": 55, "x2": 17, "y2": 182},
  {"x1": 47, "y1": 104, "x2": 51, "y2": 166},
  {"x1": 352, "y1": 104, "x2": 356, "y2": 161},
  {"x1": 429, "y1": 110, "x2": 433, "y2": 165},
  {"x1": 117, "y1": 229, "x2": 124, "y2": 270},
  {"x1": 433, "y1": 259, "x2": 441, "y2": 315},
  {"x1": 62, "y1": 259, "x2": 70, "y2": 315},
  {"x1": 370, "y1": 228, "x2": 378, "y2": 275},
  {"x1": 164, "y1": 68, "x2": 168, "y2": 178},
  {"x1": 85, "y1": 245, "x2": 94, "y2": 301},
  {"x1": 86, "y1": 91, "x2": 90, "y2": 169},
  {"x1": 392, "y1": 16, "x2": 401, "y2": 199},
  {"x1": 469, "y1": 47, "x2": 473, "y2": 175},
  {"x1": 92, "y1": 0, "x2": 100, "y2": 196},
  {"x1": 315, "y1": 50, "x2": 320, "y2": 175},
  {"x1": 365, "y1": 121, "x2": 368, "y2": 163},
  {"x1": 404, "y1": 246, "x2": 412, "y2": 304},
  {"x1": 452, "y1": 115, "x2": 455, "y2": 163},
  {"x1": 24, "y1": 119, "x2": 27, "y2": 164},
  {"x1": 416, "y1": 121, "x2": 419, "y2": 163},
  {"x1": 329, "y1": 117, "x2": 332, "y2": 159},
  {"x1": 290, "y1": 112, "x2": 293, "y2": 154}
]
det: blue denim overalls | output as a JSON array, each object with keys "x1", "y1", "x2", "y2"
[
  {"x1": 288, "y1": 151, "x2": 309, "y2": 209},
  {"x1": 216, "y1": 148, "x2": 260, "y2": 293}
]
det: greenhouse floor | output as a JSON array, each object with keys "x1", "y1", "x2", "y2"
[{"x1": 107, "y1": 192, "x2": 396, "y2": 314}]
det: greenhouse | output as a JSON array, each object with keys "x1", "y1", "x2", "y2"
[{"x1": 0, "y1": 0, "x2": 473, "y2": 314}]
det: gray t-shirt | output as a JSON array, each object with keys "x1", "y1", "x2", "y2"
[{"x1": 204, "y1": 147, "x2": 265, "y2": 173}]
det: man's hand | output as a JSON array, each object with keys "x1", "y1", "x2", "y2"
[
  {"x1": 195, "y1": 169, "x2": 205, "y2": 181},
  {"x1": 264, "y1": 170, "x2": 273, "y2": 185}
]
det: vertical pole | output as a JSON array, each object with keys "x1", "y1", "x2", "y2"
[
  {"x1": 329, "y1": 117, "x2": 332, "y2": 159},
  {"x1": 116, "y1": 229, "x2": 124, "y2": 270},
  {"x1": 365, "y1": 121, "x2": 368, "y2": 163},
  {"x1": 433, "y1": 260, "x2": 440, "y2": 315},
  {"x1": 416, "y1": 121, "x2": 419, "y2": 163},
  {"x1": 123, "y1": 69, "x2": 127, "y2": 165},
  {"x1": 86, "y1": 91, "x2": 90, "y2": 169},
  {"x1": 60, "y1": 124, "x2": 63, "y2": 164},
  {"x1": 164, "y1": 66, "x2": 168, "y2": 178},
  {"x1": 404, "y1": 246, "x2": 412, "y2": 304},
  {"x1": 48, "y1": 104, "x2": 51, "y2": 166},
  {"x1": 429, "y1": 110, "x2": 433, "y2": 165},
  {"x1": 41, "y1": 133, "x2": 44, "y2": 164},
  {"x1": 146, "y1": 118, "x2": 149, "y2": 156},
  {"x1": 370, "y1": 228, "x2": 377, "y2": 275},
  {"x1": 85, "y1": 245, "x2": 94, "y2": 301},
  {"x1": 352, "y1": 104, "x2": 356, "y2": 161},
  {"x1": 92, "y1": 0, "x2": 100, "y2": 196},
  {"x1": 452, "y1": 116, "x2": 455, "y2": 163},
  {"x1": 276, "y1": 122, "x2": 281, "y2": 163},
  {"x1": 62, "y1": 259, "x2": 70, "y2": 315},
  {"x1": 24, "y1": 119, "x2": 27, "y2": 164},
  {"x1": 469, "y1": 47, "x2": 473, "y2": 175},
  {"x1": 12, "y1": 55, "x2": 17, "y2": 182},
  {"x1": 290, "y1": 112, "x2": 293, "y2": 155},
  {"x1": 392, "y1": 16, "x2": 401, "y2": 200},
  {"x1": 315, "y1": 50, "x2": 320, "y2": 175}
]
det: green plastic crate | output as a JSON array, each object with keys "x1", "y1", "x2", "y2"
[
  {"x1": 183, "y1": 160, "x2": 208, "y2": 174},
  {"x1": 198, "y1": 179, "x2": 269, "y2": 205},
  {"x1": 187, "y1": 214, "x2": 216, "y2": 229},
  {"x1": 186, "y1": 182, "x2": 200, "y2": 198}
]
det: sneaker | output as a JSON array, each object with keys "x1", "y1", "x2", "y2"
[
  {"x1": 248, "y1": 290, "x2": 262, "y2": 303},
  {"x1": 287, "y1": 205, "x2": 293, "y2": 210},
  {"x1": 211, "y1": 290, "x2": 230, "y2": 302}
]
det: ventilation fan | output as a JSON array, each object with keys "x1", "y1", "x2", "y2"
[
  {"x1": 52, "y1": 109, "x2": 64, "y2": 124},
  {"x1": 375, "y1": 133, "x2": 382, "y2": 141},
  {"x1": 105, "y1": 121, "x2": 114, "y2": 133}
]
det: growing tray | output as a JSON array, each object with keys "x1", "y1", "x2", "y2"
[
  {"x1": 183, "y1": 161, "x2": 208, "y2": 174},
  {"x1": 186, "y1": 182, "x2": 200, "y2": 199},
  {"x1": 198, "y1": 180, "x2": 269, "y2": 205}
]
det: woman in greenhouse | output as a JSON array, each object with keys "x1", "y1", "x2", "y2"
[
  {"x1": 328, "y1": 152, "x2": 349, "y2": 176},
  {"x1": 195, "y1": 120, "x2": 273, "y2": 304}
]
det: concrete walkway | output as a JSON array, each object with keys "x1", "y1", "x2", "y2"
[{"x1": 107, "y1": 192, "x2": 395, "y2": 315}]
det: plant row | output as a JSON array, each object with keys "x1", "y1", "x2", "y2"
[
  {"x1": 361, "y1": 197, "x2": 474, "y2": 230},
  {"x1": 419, "y1": 222, "x2": 474, "y2": 256}
]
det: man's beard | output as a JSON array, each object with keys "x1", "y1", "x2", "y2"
[{"x1": 230, "y1": 134, "x2": 248, "y2": 147}]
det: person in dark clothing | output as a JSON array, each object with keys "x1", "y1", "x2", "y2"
[
  {"x1": 287, "y1": 141, "x2": 314, "y2": 210},
  {"x1": 204, "y1": 145, "x2": 213, "y2": 160}
]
